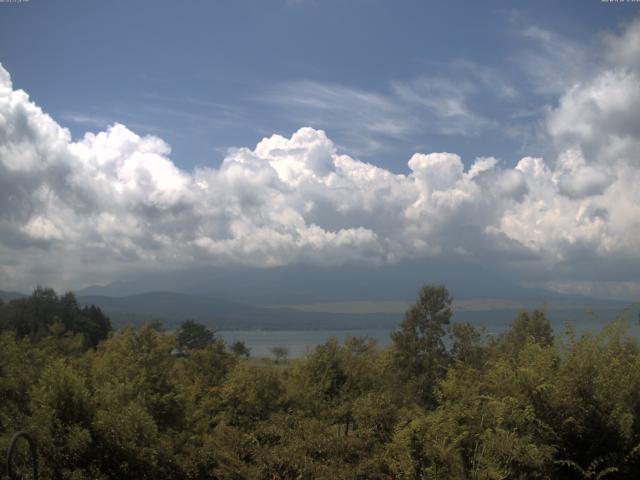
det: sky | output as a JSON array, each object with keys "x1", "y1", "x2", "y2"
[{"x1": 0, "y1": 0, "x2": 639, "y2": 300}]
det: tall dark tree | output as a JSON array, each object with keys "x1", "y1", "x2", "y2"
[
  {"x1": 0, "y1": 288, "x2": 110, "y2": 347},
  {"x1": 80, "y1": 304, "x2": 112, "y2": 347},
  {"x1": 449, "y1": 322, "x2": 488, "y2": 369},
  {"x1": 391, "y1": 284, "x2": 453, "y2": 406},
  {"x1": 176, "y1": 319, "x2": 215, "y2": 350},
  {"x1": 230, "y1": 340, "x2": 250, "y2": 358},
  {"x1": 500, "y1": 309, "x2": 554, "y2": 357}
]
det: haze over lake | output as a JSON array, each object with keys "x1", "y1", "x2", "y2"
[{"x1": 219, "y1": 305, "x2": 639, "y2": 358}]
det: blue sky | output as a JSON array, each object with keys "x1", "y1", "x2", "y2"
[
  {"x1": 1, "y1": 0, "x2": 635, "y2": 171},
  {"x1": 1, "y1": 1, "x2": 640, "y2": 300}
]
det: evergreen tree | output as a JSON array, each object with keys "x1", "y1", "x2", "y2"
[
  {"x1": 177, "y1": 319, "x2": 215, "y2": 350},
  {"x1": 391, "y1": 284, "x2": 453, "y2": 406}
]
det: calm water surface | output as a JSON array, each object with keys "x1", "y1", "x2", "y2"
[
  {"x1": 219, "y1": 307, "x2": 639, "y2": 358},
  {"x1": 219, "y1": 329, "x2": 393, "y2": 358}
]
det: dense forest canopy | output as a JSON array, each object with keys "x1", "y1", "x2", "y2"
[
  {"x1": 0, "y1": 286, "x2": 111, "y2": 347},
  {"x1": 1, "y1": 285, "x2": 640, "y2": 479}
]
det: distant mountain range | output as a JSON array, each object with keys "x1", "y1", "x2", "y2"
[
  {"x1": 75, "y1": 259, "x2": 598, "y2": 305},
  {"x1": 0, "y1": 288, "x2": 398, "y2": 330},
  {"x1": 2, "y1": 259, "x2": 634, "y2": 333},
  {"x1": 1, "y1": 287, "x2": 631, "y2": 333},
  {"x1": 0, "y1": 290, "x2": 26, "y2": 302},
  {"x1": 70, "y1": 292, "x2": 400, "y2": 330}
]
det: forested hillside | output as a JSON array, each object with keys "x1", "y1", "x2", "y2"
[{"x1": 1, "y1": 285, "x2": 640, "y2": 479}]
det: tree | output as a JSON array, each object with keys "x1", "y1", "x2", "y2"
[
  {"x1": 391, "y1": 284, "x2": 453, "y2": 406},
  {"x1": 177, "y1": 319, "x2": 215, "y2": 350},
  {"x1": 79, "y1": 303, "x2": 112, "y2": 347},
  {"x1": 221, "y1": 362, "x2": 285, "y2": 429},
  {"x1": 500, "y1": 309, "x2": 554, "y2": 357},
  {"x1": 230, "y1": 340, "x2": 250, "y2": 358},
  {"x1": 449, "y1": 322, "x2": 488, "y2": 369},
  {"x1": 270, "y1": 346, "x2": 289, "y2": 364},
  {"x1": 1, "y1": 288, "x2": 111, "y2": 347},
  {"x1": 29, "y1": 359, "x2": 94, "y2": 479}
]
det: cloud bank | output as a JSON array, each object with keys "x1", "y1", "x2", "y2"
[{"x1": 1, "y1": 20, "x2": 639, "y2": 296}]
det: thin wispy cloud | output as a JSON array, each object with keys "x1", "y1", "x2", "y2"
[
  {"x1": 140, "y1": 92, "x2": 244, "y2": 116},
  {"x1": 60, "y1": 111, "x2": 175, "y2": 139},
  {"x1": 516, "y1": 25, "x2": 594, "y2": 95},
  {"x1": 447, "y1": 59, "x2": 519, "y2": 100},
  {"x1": 1, "y1": 14, "x2": 640, "y2": 298},
  {"x1": 1, "y1": 5, "x2": 639, "y2": 300},
  {"x1": 261, "y1": 80, "x2": 416, "y2": 156},
  {"x1": 262, "y1": 71, "x2": 504, "y2": 156},
  {"x1": 391, "y1": 76, "x2": 494, "y2": 135},
  {"x1": 260, "y1": 53, "x2": 539, "y2": 157},
  {"x1": 60, "y1": 113, "x2": 113, "y2": 129},
  {"x1": 264, "y1": 81, "x2": 410, "y2": 133}
]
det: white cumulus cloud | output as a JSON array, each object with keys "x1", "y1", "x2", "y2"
[{"x1": 1, "y1": 19, "x2": 640, "y2": 295}]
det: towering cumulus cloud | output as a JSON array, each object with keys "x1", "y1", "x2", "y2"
[{"x1": 1, "y1": 19, "x2": 639, "y2": 294}]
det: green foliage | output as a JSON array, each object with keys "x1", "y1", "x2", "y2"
[
  {"x1": 0, "y1": 332, "x2": 46, "y2": 445},
  {"x1": 270, "y1": 346, "x2": 289, "y2": 363},
  {"x1": 177, "y1": 319, "x2": 215, "y2": 350},
  {"x1": 391, "y1": 284, "x2": 453, "y2": 406},
  {"x1": 386, "y1": 409, "x2": 466, "y2": 479},
  {"x1": 92, "y1": 324, "x2": 185, "y2": 432},
  {"x1": 500, "y1": 309, "x2": 554, "y2": 358},
  {"x1": 29, "y1": 359, "x2": 94, "y2": 479},
  {"x1": 0, "y1": 287, "x2": 111, "y2": 347},
  {"x1": 449, "y1": 322, "x2": 489, "y2": 369},
  {"x1": 221, "y1": 362, "x2": 286, "y2": 429},
  {"x1": 230, "y1": 340, "x2": 251, "y2": 358},
  {"x1": 2, "y1": 285, "x2": 640, "y2": 479}
]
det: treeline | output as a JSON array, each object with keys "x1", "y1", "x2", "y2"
[
  {"x1": 1, "y1": 285, "x2": 640, "y2": 479},
  {"x1": 0, "y1": 286, "x2": 111, "y2": 347}
]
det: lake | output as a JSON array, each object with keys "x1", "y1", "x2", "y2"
[
  {"x1": 219, "y1": 306, "x2": 639, "y2": 358},
  {"x1": 219, "y1": 329, "x2": 393, "y2": 358}
]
